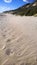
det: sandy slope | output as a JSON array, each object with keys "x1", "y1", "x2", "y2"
[{"x1": 0, "y1": 14, "x2": 37, "y2": 65}]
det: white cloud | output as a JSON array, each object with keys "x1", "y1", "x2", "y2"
[
  {"x1": 0, "y1": 6, "x2": 11, "y2": 13},
  {"x1": 3, "y1": 0, "x2": 12, "y2": 3},
  {"x1": 23, "y1": 0, "x2": 29, "y2": 3}
]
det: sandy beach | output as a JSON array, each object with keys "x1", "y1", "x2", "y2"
[{"x1": 0, "y1": 13, "x2": 37, "y2": 65}]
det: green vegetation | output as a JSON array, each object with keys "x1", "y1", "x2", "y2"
[{"x1": 4, "y1": 1, "x2": 37, "y2": 16}]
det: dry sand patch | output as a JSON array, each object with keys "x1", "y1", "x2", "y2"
[{"x1": 0, "y1": 14, "x2": 37, "y2": 65}]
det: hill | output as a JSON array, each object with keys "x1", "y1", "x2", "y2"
[{"x1": 4, "y1": 1, "x2": 37, "y2": 16}]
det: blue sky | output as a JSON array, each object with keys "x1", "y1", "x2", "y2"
[{"x1": 0, "y1": 0, "x2": 35, "y2": 13}]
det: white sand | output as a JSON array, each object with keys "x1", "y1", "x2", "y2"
[{"x1": 0, "y1": 14, "x2": 37, "y2": 65}]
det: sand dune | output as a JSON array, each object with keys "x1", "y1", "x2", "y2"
[{"x1": 0, "y1": 14, "x2": 37, "y2": 65}]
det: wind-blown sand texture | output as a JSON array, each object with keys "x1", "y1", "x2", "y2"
[{"x1": 0, "y1": 14, "x2": 37, "y2": 65}]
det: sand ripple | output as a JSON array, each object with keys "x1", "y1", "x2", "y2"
[{"x1": 0, "y1": 14, "x2": 37, "y2": 65}]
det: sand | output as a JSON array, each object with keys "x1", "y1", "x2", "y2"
[{"x1": 0, "y1": 13, "x2": 37, "y2": 65}]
